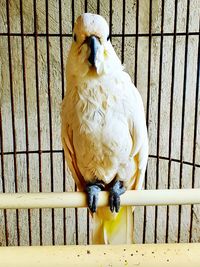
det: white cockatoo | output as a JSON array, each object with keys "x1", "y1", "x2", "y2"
[{"x1": 61, "y1": 13, "x2": 148, "y2": 244}]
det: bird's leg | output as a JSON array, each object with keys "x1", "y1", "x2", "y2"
[
  {"x1": 85, "y1": 182, "x2": 105, "y2": 213},
  {"x1": 109, "y1": 180, "x2": 126, "y2": 213}
]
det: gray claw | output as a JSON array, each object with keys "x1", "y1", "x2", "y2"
[
  {"x1": 85, "y1": 183, "x2": 103, "y2": 213},
  {"x1": 109, "y1": 181, "x2": 125, "y2": 213}
]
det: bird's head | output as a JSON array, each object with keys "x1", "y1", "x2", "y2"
[{"x1": 68, "y1": 13, "x2": 121, "y2": 77}]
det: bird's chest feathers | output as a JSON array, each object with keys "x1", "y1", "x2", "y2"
[{"x1": 74, "y1": 80, "x2": 124, "y2": 132}]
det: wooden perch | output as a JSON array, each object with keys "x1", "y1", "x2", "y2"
[{"x1": 0, "y1": 189, "x2": 199, "y2": 209}]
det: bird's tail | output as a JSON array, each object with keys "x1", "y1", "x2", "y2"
[{"x1": 92, "y1": 206, "x2": 134, "y2": 244}]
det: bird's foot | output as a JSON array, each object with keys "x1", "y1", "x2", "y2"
[
  {"x1": 109, "y1": 180, "x2": 125, "y2": 213},
  {"x1": 85, "y1": 182, "x2": 104, "y2": 213}
]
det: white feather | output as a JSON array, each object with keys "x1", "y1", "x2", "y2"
[{"x1": 61, "y1": 13, "x2": 149, "y2": 245}]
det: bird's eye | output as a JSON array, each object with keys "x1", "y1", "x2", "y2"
[
  {"x1": 73, "y1": 34, "x2": 77, "y2": 42},
  {"x1": 107, "y1": 35, "x2": 110, "y2": 41}
]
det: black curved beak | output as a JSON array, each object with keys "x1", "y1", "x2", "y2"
[{"x1": 87, "y1": 35, "x2": 100, "y2": 67}]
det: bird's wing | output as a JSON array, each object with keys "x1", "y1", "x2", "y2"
[
  {"x1": 129, "y1": 81, "x2": 148, "y2": 190},
  {"x1": 61, "y1": 122, "x2": 86, "y2": 191},
  {"x1": 93, "y1": 76, "x2": 148, "y2": 245}
]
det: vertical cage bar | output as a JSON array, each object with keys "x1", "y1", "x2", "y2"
[
  {"x1": 75, "y1": 200, "x2": 78, "y2": 244},
  {"x1": 85, "y1": 0, "x2": 89, "y2": 245},
  {"x1": 109, "y1": 0, "x2": 112, "y2": 41},
  {"x1": 86, "y1": 206, "x2": 90, "y2": 244},
  {"x1": 0, "y1": 110, "x2": 8, "y2": 246},
  {"x1": 97, "y1": 0, "x2": 100, "y2": 15},
  {"x1": 121, "y1": 0, "x2": 126, "y2": 64},
  {"x1": 58, "y1": 0, "x2": 67, "y2": 245},
  {"x1": 33, "y1": 0, "x2": 43, "y2": 246},
  {"x1": 19, "y1": 0, "x2": 32, "y2": 246},
  {"x1": 143, "y1": 0, "x2": 152, "y2": 244},
  {"x1": 166, "y1": 0, "x2": 178, "y2": 244},
  {"x1": 178, "y1": 0, "x2": 190, "y2": 243},
  {"x1": 71, "y1": 0, "x2": 78, "y2": 245},
  {"x1": 6, "y1": 0, "x2": 20, "y2": 246},
  {"x1": 72, "y1": 0, "x2": 75, "y2": 30},
  {"x1": 85, "y1": 0, "x2": 88, "y2": 13},
  {"x1": 189, "y1": 24, "x2": 200, "y2": 242},
  {"x1": 45, "y1": 0, "x2": 55, "y2": 245},
  {"x1": 155, "y1": 0, "x2": 165, "y2": 244},
  {"x1": 134, "y1": 0, "x2": 139, "y2": 87}
]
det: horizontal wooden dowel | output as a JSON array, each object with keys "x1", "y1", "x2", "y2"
[
  {"x1": 0, "y1": 243, "x2": 200, "y2": 267},
  {"x1": 0, "y1": 189, "x2": 199, "y2": 209}
]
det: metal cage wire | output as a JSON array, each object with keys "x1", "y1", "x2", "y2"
[{"x1": 0, "y1": 0, "x2": 199, "y2": 246}]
